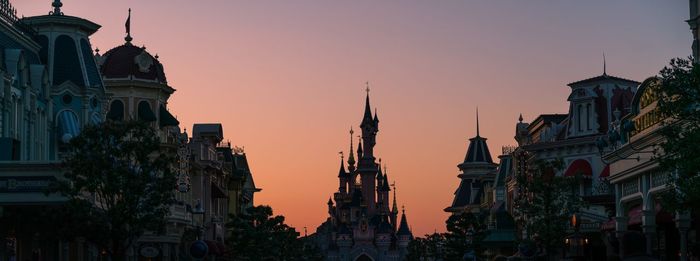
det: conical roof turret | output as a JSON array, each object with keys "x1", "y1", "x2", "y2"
[
  {"x1": 361, "y1": 87, "x2": 374, "y2": 127},
  {"x1": 338, "y1": 156, "x2": 347, "y2": 177},
  {"x1": 397, "y1": 207, "x2": 412, "y2": 236}
]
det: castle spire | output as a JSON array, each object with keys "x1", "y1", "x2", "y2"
[
  {"x1": 391, "y1": 183, "x2": 398, "y2": 214},
  {"x1": 51, "y1": 0, "x2": 63, "y2": 15},
  {"x1": 361, "y1": 82, "x2": 373, "y2": 126},
  {"x1": 348, "y1": 127, "x2": 356, "y2": 170},
  {"x1": 397, "y1": 206, "x2": 412, "y2": 236},
  {"x1": 338, "y1": 152, "x2": 346, "y2": 177}
]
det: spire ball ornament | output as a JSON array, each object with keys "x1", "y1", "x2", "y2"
[{"x1": 51, "y1": 0, "x2": 63, "y2": 16}]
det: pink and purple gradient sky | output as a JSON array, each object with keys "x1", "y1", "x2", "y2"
[{"x1": 14, "y1": 1, "x2": 691, "y2": 236}]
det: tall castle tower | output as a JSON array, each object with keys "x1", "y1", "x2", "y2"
[{"x1": 312, "y1": 88, "x2": 412, "y2": 261}]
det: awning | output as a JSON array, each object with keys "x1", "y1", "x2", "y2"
[
  {"x1": 211, "y1": 183, "x2": 227, "y2": 199},
  {"x1": 90, "y1": 113, "x2": 102, "y2": 125},
  {"x1": 58, "y1": 110, "x2": 80, "y2": 143},
  {"x1": 138, "y1": 102, "x2": 157, "y2": 122},
  {"x1": 482, "y1": 230, "x2": 517, "y2": 246},
  {"x1": 159, "y1": 105, "x2": 179, "y2": 127},
  {"x1": 600, "y1": 203, "x2": 675, "y2": 230},
  {"x1": 564, "y1": 159, "x2": 592, "y2": 177},
  {"x1": 599, "y1": 165, "x2": 610, "y2": 179}
]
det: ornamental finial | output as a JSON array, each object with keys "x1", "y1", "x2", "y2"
[
  {"x1": 125, "y1": 8, "x2": 133, "y2": 44},
  {"x1": 51, "y1": 0, "x2": 63, "y2": 16}
]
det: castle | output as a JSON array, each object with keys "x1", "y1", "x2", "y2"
[{"x1": 311, "y1": 90, "x2": 412, "y2": 261}]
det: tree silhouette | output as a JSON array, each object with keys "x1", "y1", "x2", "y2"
[{"x1": 53, "y1": 120, "x2": 177, "y2": 259}]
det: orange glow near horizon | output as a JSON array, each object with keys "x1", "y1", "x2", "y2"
[{"x1": 14, "y1": 0, "x2": 691, "y2": 236}]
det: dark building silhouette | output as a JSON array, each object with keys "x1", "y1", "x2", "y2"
[{"x1": 311, "y1": 90, "x2": 412, "y2": 261}]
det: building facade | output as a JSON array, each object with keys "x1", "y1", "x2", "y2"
[
  {"x1": 312, "y1": 92, "x2": 412, "y2": 261},
  {"x1": 0, "y1": 1, "x2": 260, "y2": 260}
]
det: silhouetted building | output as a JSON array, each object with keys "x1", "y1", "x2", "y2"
[
  {"x1": 445, "y1": 110, "x2": 498, "y2": 214},
  {"x1": 0, "y1": 0, "x2": 108, "y2": 259},
  {"x1": 312, "y1": 90, "x2": 412, "y2": 261}
]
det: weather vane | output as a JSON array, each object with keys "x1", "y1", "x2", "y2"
[{"x1": 365, "y1": 81, "x2": 370, "y2": 94}]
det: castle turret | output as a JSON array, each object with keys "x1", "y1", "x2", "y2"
[
  {"x1": 338, "y1": 156, "x2": 347, "y2": 194},
  {"x1": 391, "y1": 186, "x2": 399, "y2": 231},
  {"x1": 357, "y1": 89, "x2": 378, "y2": 215},
  {"x1": 397, "y1": 207, "x2": 413, "y2": 256}
]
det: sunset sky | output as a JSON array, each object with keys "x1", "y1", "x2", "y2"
[{"x1": 15, "y1": 1, "x2": 691, "y2": 236}]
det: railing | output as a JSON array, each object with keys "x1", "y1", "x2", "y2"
[
  {"x1": 622, "y1": 179, "x2": 639, "y2": 197},
  {"x1": 0, "y1": 0, "x2": 18, "y2": 25},
  {"x1": 651, "y1": 171, "x2": 669, "y2": 188}
]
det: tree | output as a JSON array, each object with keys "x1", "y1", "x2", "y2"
[
  {"x1": 53, "y1": 120, "x2": 178, "y2": 259},
  {"x1": 442, "y1": 212, "x2": 487, "y2": 261},
  {"x1": 511, "y1": 159, "x2": 586, "y2": 259},
  {"x1": 656, "y1": 57, "x2": 700, "y2": 212},
  {"x1": 226, "y1": 205, "x2": 323, "y2": 261},
  {"x1": 406, "y1": 233, "x2": 446, "y2": 261}
]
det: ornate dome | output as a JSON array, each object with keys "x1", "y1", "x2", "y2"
[{"x1": 98, "y1": 44, "x2": 167, "y2": 83}]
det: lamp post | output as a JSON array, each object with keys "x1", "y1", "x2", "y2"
[
  {"x1": 189, "y1": 199, "x2": 208, "y2": 260},
  {"x1": 565, "y1": 214, "x2": 588, "y2": 260}
]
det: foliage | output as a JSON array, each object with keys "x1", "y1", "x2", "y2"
[
  {"x1": 443, "y1": 212, "x2": 487, "y2": 261},
  {"x1": 53, "y1": 120, "x2": 178, "y2": 259},
  {"x1": 511, "y1": 159, "x2": 586, "y2": 255},
  {"x1": 656, "y1": 57, "x2": 700, "y2": 212},
  {"x1": 226, "y1": 205, "x2": 323, "y2": 261},
  {"x1": 406, "y1": 233, "x2": 446, "y2": 261}
]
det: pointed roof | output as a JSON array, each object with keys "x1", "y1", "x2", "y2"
[
  {"x1": 328, "y1": 197, "x2": 333, "y2": 205},
  {"x1": 374, "y1": 108, "x2": 379, "y2": 124},
  {"x1": 459, "y1": 114, "x2": 494, "y2": 168},
  {"x1": 376, "y1": 163, "x2": 384, "y2": 184},
  {"x1": 382, "y1": 174, "x2": 390, "y2": 191},
  {"x1": 361, "y1": 90, "x2": 374, "y2": 127},
  {"x1": 392, "y1": 184, "x2": 398, "y2": 214},
  {"x1": 397, "y1": 208, "x2": 412, "y2": 236},
  {"x1": 338, "y1": 157, "x2": 347, "y2": 177},
  {"x1": 347, "y1": 127, "x2": 356, "y2": 168}
]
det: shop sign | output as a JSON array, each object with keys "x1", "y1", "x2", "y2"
[{"x1": 0, "y1": 176, "x2": 55, "y2": 192}]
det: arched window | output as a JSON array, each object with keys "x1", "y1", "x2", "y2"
[
  {"x1": 107, "y1": 100, "x2": 124, "y2": 121},
  {"x1": 53, "y1": 35, "x2": 85, "y2": 86},
  {"x1": 137, "y1": 101, "x2": 156, "y2": 122}
]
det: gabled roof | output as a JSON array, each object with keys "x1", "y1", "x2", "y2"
[{"x1": 567, "y1": 74, "x2": 640, "y2": 87}]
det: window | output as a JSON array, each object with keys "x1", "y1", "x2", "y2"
[
  {"x1": 577, "y1": 104, "x2": 583, "y2": 132},
  {"x1": 586, "y1": 103, "x2": 591, "y2": 130}
]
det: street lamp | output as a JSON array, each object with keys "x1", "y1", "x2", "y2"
[
  {"x1": 189, "y1": 199, "x2": 208, "y2": 260},
  {"x1": 565, "y1": 214, "x2": 588, "y2": 260}
]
